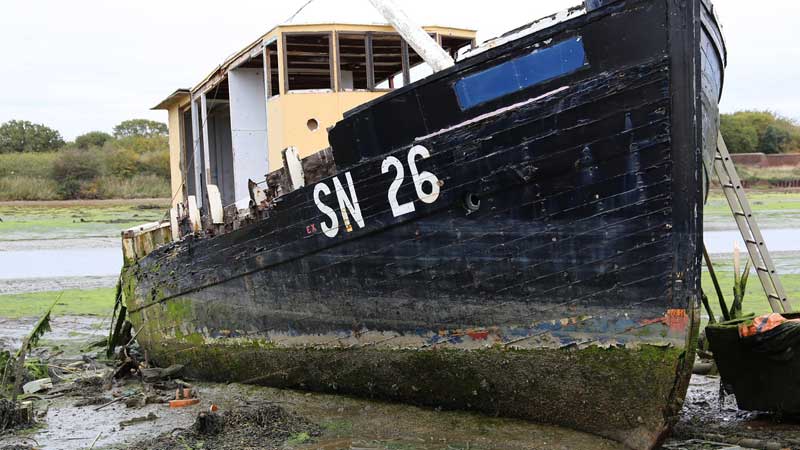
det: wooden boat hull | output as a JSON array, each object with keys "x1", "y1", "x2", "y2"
[
  {"x1": 121, "y1": 0, "x2": 725, "y2": 448},
  {"x1": 706, "y1": 314, "x2": 800, "y2": 414}
]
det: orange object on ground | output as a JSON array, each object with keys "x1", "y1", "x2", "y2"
[
  {"x1": 169, "y1": 398, "x2": 200, "y2": 408},
  {"x1": 209, "y1": 404, "x2": 219, "y2": 412},
  {"x1": 739, "y1": 313, "x2": 800, "y2": 338}
]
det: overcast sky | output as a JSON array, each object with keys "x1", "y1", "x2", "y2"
[{"x1": 0, "y1": 0, "x2": 797, "y2": 140}]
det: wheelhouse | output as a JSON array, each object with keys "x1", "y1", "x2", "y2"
[{"x1": 153, "y1": 23, "x2": 475, "y2": 227}]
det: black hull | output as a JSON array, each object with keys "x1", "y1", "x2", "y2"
[
  {"x1": 706, "y1": 314, "x2": 800, "y2": 414},
  {"x1": 122, "y1": 1, "x2": 725, "y2": 448}
]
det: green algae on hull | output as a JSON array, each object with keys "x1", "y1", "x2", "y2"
[{"x1": 135, "y1": 332, "x2": 687, "y2": 450}]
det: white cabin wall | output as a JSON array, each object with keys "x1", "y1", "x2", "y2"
[{"x1": 228, "y1": 67, "x2": 269, "y2": 210}]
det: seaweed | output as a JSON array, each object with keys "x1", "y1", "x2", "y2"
[{"x1": 11, "y1": 299, "x2": 56, "y2": 402}]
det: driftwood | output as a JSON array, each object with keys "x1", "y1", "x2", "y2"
[{"x1": 141, "y1": 364, "x2": 184, "y2": 383}]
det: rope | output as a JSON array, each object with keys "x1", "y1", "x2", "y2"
[{"x1": 285, "y1": 0, "x2": 316, "y2": 24}]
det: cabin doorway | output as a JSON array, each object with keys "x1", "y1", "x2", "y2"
[
  {"x1": 205, "y1": 100, "x2": 235, "y2": 208},
  {"x1": 181, "y1": 108, "x2": 197, "y2": 199}
]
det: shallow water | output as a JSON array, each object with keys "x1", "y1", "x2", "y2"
[
  {"x1": 0, "y1": 247, "x2": 121, "y2": 280},
  {"x1": 704, "y1": 228, "x2": 799, "y2": 254},
  {"x1": 0, "y1": 227, "x2": 796, "y2": 293},
  {"x1": 0, "y1": 275, "x2": 119, "y2": 295}
]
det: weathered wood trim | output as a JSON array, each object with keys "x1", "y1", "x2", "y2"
[
  {"x1": 366, "y1": 33, "x2": 375, "y2": 90},
  {"x1": 330, "y1": 31, "x2": 338, "y2": 92},
  {"x1": 200, "y1": 93, "x2": 212, "y2": 190},
  {"x1": 178, "y1": 106, "x2": 189, "y2": 206},
  {"x1": 281, "y1": 33, "x2": 289, "y2": 95},
  {"x1": 263, "y1": 46, "x2": 272, "y2": 99},
  {"x1": 283, "y1": 147, "x2": 306, "y2": 190},
  {"x1": 190, "y1": 99, "x2": 204, "y2": 208},
  {"x1": 401, "y1": 40, "x2": 410, "y2": 86}
]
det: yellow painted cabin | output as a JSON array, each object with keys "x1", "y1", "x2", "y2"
[{"x1": 153, "y1": 22, "x2": 476, "y2": 219}]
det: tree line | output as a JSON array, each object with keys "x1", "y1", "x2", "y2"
[
  {"x1": 0, "y1": 119, "x2": 167, "y2": 154},
  {"x1": 721, "y1": 111, "x2": 800, "y2": 154},
  {"x1": 0, "y1": 119, "x2": 170, "y2": 200}
]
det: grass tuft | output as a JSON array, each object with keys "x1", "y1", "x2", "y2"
[{"x1": 0, "y1": 176, "x2": 59, "y2": 201}]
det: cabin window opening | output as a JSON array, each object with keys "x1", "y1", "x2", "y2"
[
  {"x1": 284, "y1": 33, "x2": 333, "y2": 92},
  {"x1": 372, "y1": 34, "x2": 453, "y2": 89},
  {"x1": 338, "y1": 33, "x2": 370, "y2": 91},
  {"x1": 441, "y1": 35, "x2": 475, "y2": 61},
  {"x1": 265, "y1": 41, "x2": 280, "y2": 97},
  {"x1": 454, "y1": 36, "x2": 586, "y2": 111},
  {"x1": 372, "y1": 34, "x2": 405, "y2": 90}
]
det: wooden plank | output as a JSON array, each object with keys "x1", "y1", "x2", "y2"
[
  {"x1": 366, "y1": 33, "x2": 375, "y2": 90},
  {"x1": 401, "y1": 40, "x2": 410, "y2": 86}
]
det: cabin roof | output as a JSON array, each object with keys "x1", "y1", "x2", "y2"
[
  {"x1": 152, "y1": 89, "x2": 191, "y2": 111},
  {"x1": 171, "y1": 21, "x2": 475, "y2": 103}
]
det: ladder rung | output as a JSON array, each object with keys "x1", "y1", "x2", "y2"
[{"x1": 714, "y1": 132, "x2": 791, "y2": 314}]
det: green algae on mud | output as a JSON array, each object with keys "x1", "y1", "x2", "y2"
[
  {"x1": 0, "y1": 200, "x2": 169, "y2": 241},
  {"x1": 704, "y1": 190, "x2": 800, "y2": 230},
  {"x1": 0, "y1": 288, "x2": 115, "y2": 319},
  {"x1": 705, "y1": 190, "x2": 800, "y2": 215}
]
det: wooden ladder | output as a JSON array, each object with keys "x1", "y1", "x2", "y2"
[{"x1": 713, "y1": 132, "x2": 793, "y2": 313}]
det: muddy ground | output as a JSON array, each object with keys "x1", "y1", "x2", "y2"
[
  {"x1": 0, "y1": 316, "x2": 799, "y2": 450},
  {"x1": 666, "y1": 375, "x2": 800, "y2": 449}
]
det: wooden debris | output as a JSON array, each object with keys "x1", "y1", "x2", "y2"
[
  {"x1": 119, "y1": 412, "x2": 158, "y2": 429},
  {"x1": 141, "y1": 364, "x2": 184, "y2": 383}
]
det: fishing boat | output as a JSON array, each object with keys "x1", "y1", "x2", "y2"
[{"x1": 118, "y1": 0, "x2": 726, "y2": 448}]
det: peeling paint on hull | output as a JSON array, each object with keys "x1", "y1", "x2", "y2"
[{"x1": 122, "y1": 0, "x2": 725, "y2": 449}]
